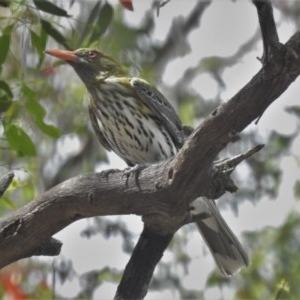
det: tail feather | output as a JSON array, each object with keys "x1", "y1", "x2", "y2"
[{"x1": 192, "y1": 198, "x2": 248, "y2": 276}]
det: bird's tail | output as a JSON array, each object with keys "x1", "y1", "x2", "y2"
[{"x1": 192, "y1": 198, "x2": 249, "y2": 276}]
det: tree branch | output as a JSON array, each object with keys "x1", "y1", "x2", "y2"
[
  {"x1": 0, "y1": 172, "x2": 14, "y2": 198},
  {"x1": 253, "y1": 0, "x2": 280, "y2": 63},
  {"x1": 154, "y1": 1, "x2": 211, "y2": 75},
  {"x1": 170, "y1": 30, "x2": 300, "y2": 194},
  {"x1": 115, "y1": 227, "x2": 174, "y2": 300}
]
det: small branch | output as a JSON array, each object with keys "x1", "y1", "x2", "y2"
[
  {"x1": 154, "y1": 1, "x2": 211, "y2": 74},
  {"x1": 253, "y1": 0, "x2": 282, "y2": 65},
  {"x1": 215, "y1": 144, "x2": 265, "y2": 174},
  {"x1": 175, "y1": 27, "x2": 262, "y2": 91},
  {"x1": 208, "y1": 144, "x2": 265, "y2": 199},
  {"x1": 0, "y1": 172, "x2": 14, "y2": 198},
  {"x1": 154, "y1": 0, "x2": 171, "y2": 16}
]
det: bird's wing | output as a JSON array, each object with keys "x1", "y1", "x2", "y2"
[
  {"x1": 88, "y1": 104, "x2": 112, "y2": 151},
  {"x1": 131, "y1": 78, "x2": 185, "y2": 149}
]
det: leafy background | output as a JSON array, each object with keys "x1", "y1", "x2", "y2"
[{"x1": 1, "y1": 0, "x2": 300, "y2": 299}]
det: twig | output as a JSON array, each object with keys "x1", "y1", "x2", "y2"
[
  {"x1": 0, "y1": 172, "x2": 14, "y2": 198},
  {"x1": 215, "y1": 144, "x2": 265, "y2": 174},
  {"x1": 253, "y1": 0, "x2": 280, "y2": 63}
]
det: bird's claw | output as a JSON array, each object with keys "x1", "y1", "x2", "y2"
[
  {"x1": 101, "y1": 168, "x2": 120, "y2": 180},
  {"x1": 122, "y1": 163, "x2": 148, "y2": 178},
  {"x1": 122, "y1": 163, "x2": 150, "y2": 186}
]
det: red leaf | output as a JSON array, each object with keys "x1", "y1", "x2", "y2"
[
  {"x1": 0, "y1": 274, "x2": 27, "y2": 300},
  {"x1": 119, "y1": 0, "x2": 133, "y2": 11}
]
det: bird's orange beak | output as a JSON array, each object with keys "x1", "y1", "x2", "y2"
[{"x1": 45, "y1": 49, "x2": 78, "y2": 62}]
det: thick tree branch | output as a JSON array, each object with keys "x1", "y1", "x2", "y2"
[
  {"x1": 170, "y1": 31, "x2": 300, "y2": 196},
  {"x1": 114, "y1": 143, "x2": 262, "y2": 300},
  {"x1": 115, "y1": 227, "x2": 174, "y2": 300}
]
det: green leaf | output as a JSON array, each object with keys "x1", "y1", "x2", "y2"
[
  {"x1": 22, "y1": 84, "x2": 61, "y2": 138},
  {"x1": 3, "y1": 24, "x2": 14, "y2": 35},
  {"x1": 0, "y1": 81, "x2": 13, "y2": 113},
  {"x1": 30, "y1": 30, "x2": 44, "y2": 56},
  {"x1": 0, "y1": 34, "x2": 10, "y2": 66},
  {"x1": 88, "y1": 3, "x2": 114, "y2": 44},
  {"x1": 41, "y1": 19, "x2": 69, "y2": 49},
  {"x1": 0, "y1": 95, "x2": 12, "y2": 113},
  {"x1": 22, "y1": 84, "x2": 36, "y2": 99},
  {"x1": 0, "y1": 80, "x2": 13, "y2": 97},
  {"x1": 33, "y1": 0, "x2": 70, "y2": 17},
  {"x1": 4, "y1": 123, "x2": 36, "y2": 156},
  {"x1": 30, "y1": 27, "x2": 50, "y2": 65},
  {"x1": 24, "y1": 91, "x2": 45, "y2": 117},
  {"x1": 78, "y1": 0, "x2": 101, "y2": 46},
  {"x1": 35, "y1": 119, "x2": 61, "y2": 138},
  {"x1": 0, "y1": 196, "x2": 15, "y2": 209},
  {"x1": 25, "y1": 96, "x2": 61, "y2": 138},
  {"x1": 4, "y1": 102, "x2": 20, "y2": 121}
]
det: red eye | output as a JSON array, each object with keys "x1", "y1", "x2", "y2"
[{"x1": 88, "y1": 51, "x2": 97, "y2": 59}]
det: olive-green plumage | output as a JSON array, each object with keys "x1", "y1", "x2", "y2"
[{"x1": 46, "y1": 47, "x2": 249, "y2": 276}]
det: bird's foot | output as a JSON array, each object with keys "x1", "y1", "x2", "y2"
[
  {"x1": 122, "y1": 163, "x2": 150, "y2": 178},
  {"x1": 122, "y1": 163, "x2": 150, "y2": 187},
  {"x1": 101, "y1": 168, "x2": 120, "y2": 180}
]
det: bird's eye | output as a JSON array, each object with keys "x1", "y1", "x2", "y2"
[{"x1": 87, "y1": 51, "x2": 97, "y2": 60}]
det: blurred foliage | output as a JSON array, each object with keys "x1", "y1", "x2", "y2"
[
  {"x1": 0, "y1": 0, "x2": 300, "y2": 299},
  {"x1": 237, "y1": 211, "x2": 300, "y2": 300}
]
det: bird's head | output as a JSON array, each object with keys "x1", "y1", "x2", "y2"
[{"x1": 45, "y1": 48, "x2": 126, "y2": 86}]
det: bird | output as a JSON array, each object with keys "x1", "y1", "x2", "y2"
[{"x1": 45, "y1": 48, "x2": 249, "y2": 276}]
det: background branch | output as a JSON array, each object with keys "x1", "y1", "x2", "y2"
[
  {"x1": 153, "y1": 1, "x2": 211, "y2": 75},
  {"x1": 0, "y1": 172, "x2": 14, "y2": 198},
  {"x1": 253, "y1": 0, "x2": 280, "y2": 63}
]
